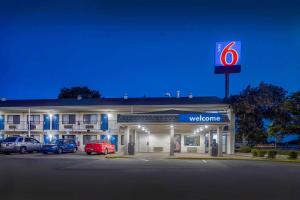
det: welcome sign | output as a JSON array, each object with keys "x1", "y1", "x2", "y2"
[{"x1": 179, "y1": 113, "x2": 227, "y2": 123}]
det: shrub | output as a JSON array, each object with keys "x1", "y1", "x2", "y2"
[
  {"x1": 257, "y1": 150, "x2": 267, "y2": 157},
  {"x1": 239, "y1": 146, "x2": 252, "y2": 153},
  {"x1": 251, "y1": 149, "x2": 258, "y2": 157},
  {"x1": 288, "y1": 151, "x2": 299, "y2": 159},
  {"x1": 267, "y1": 150, "x2": 277, "y2": 159}
]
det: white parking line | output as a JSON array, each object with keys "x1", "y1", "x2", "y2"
[
  {"x1": 202, "y1": 160, "x2": 207, "y2": 163},
  {"x1": 141, "y1": 159, "x2": 150, "y2": 162}
]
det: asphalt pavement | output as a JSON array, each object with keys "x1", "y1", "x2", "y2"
[{"x1": 0, "y1": 152, "x2": 299, "y2": 200}]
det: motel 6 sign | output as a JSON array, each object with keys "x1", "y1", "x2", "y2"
[{"x1": 214, "y1": 41, "x2": 241, "y2": 74}]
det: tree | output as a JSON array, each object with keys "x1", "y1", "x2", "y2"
[
  {"x1": 58, "y1": 86, "x2": 101, "y2": 99},
  {"x1": 283, "y1": 91, "x2": 300, "y2": 136},
  {"x1": 228, "y1": 82, "x2": 287, "y2": 145}
]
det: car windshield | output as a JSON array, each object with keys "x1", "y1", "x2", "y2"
[
  {"x1": 4, "y1": 137, "x2": 18, "y2": 142},
  {"x1": 50, "y1": 139, "x2": 63, "y2": 145}
]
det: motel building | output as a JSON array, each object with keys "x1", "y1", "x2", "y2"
[{"x1": 0, "y1": 95, "x2": 235, "y2": 156}]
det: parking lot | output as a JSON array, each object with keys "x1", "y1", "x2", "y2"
[{"x1": 0, "y1": 152, "x2": 300, "y2": 200}]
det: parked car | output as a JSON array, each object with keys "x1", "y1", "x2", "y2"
[
  {"x1": 42, "y1": 139, "x2": 77, "y2": 154},
  {"x1": 0, "y1": 139, "x2": 4, "y2": 154},
  {"x1": 1, "y1": 136, "x2": 41, "y2": 154},
  {"x1": 85, "y1": 140, "x2": 115, "y2": 155}
]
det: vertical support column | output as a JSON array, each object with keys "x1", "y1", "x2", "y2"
[
  {"x1": 170, "y1": 125, "x2": 175, "y2": 156},
  {"x1": 230, "y1": 110, "x2": 236, "y2": 154},
  {"x1": 208, "y1": 130, "x2": 212, "y2": 155},
  {"x1": 134, "y1": 129, "x2": 138, "y2": 153},
  {"x1": 124, "y1": 126, "x2": 130, "y2": 155},
  {"x1": 49, "y1": 114, "x2": 52, "y2": 142},
  {"x1": 217, "y1": 126, "x2": 223, "y2": 157}
]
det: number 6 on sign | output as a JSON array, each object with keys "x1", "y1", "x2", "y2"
[{"x1": 214, "y1": 41, "x2": 241, "y2": 74}]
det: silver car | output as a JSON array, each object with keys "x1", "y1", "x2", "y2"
[{"x1": 1, "y1": 136, "x2": 41, "y2": 154}]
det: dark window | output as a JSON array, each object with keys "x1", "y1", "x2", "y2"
[
  {"x1": 7, "y1": 115, "x2": 20, "y2": 124},
  {"x1": 4, "y1": 137, "x2": 18, "y2": 142},
  {"x1": 30, "y1": 138, "x2": 39, "y2": 144},
  {"x1": 83, "y1": 114, "x2": 97, "y2": 124},
  {"x1": 83, "y1": 135, "x2": 97, "y2": 145},
  {"x1": 25, "y1": 138, "x2": 32, "y2": 143},
  {"x1": 17, "y1": 138, "x2": 23, "y2": 143},
  {"x1": 121, "y1": 135, "x2": 124, "y2": 145},
  {"x1": 27, "y1": 115, "x2": 40, "y2": 124},
  {"x1": 184, "y1": 135, "x2": 200, "y2": 146},
  {"x1": 62, "y1": 114, "x2": 76, "y2": 124}
]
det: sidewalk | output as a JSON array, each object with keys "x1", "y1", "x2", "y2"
[{"x1": 106, "y1": 152, "x2": 300, "y2": 163}]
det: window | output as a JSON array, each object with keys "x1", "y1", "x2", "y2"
[
  {"x1": 83, "y1": 114, "x2": 97, "y2": 124},
  {"x1": 83, "y1": 135, "x2": 97, "y2": 145},
  {"x1": 30, "y1": 138, "x2": 39, "y2": 144},
  {"x1": 4, "y1": 137, "x2": 18, "y2": 142},
  {"x1": 25, "y1": 138, "x2": 31, "y2": 143},
  {"x1": 184, "y1": 135, "x2": 200, "y2": 146},
  {"x1": 62, "y1": 114, "x2": 76, "y2": 124},
  {"x1": 7, "y1": 115, "x2": 20, "y2": 124},
  {"x1": 27, "y1": 115, "x2": 40, "y2": 124}
]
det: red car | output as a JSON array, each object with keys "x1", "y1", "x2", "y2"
[{"x1": 84, "y1": 140, "x2": 115, "y2": 155}]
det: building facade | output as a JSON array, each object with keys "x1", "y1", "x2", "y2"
[{"x1": 0, "y1": 96, "x2": 235, "y2": 156}]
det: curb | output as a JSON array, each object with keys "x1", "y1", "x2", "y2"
[{"x1": 168, "y1": 157, "x2": 300, "y2": 163}]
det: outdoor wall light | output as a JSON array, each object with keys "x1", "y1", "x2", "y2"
[
  {"x1": 200, "y1": 128, "x2": 204, "y2": 131},
  {"x1": 107, "y1": 113, "x2": 112, "y2": 119},
  {"x1": 49, "y1": 113, "x2": 53, "y2": 119},
  {"x1": 138, "y1": 125, "x2": 141, "y2": 129},
  {"x1": 170, "y1": 125, "x2": 174, "y2": 128}
]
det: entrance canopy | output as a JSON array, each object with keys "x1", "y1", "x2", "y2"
[{"x1": 117, "y1": 110, "x2": 230, "y2": 126}]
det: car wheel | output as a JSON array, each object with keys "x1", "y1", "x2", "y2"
[
  {"x1": 104, "y1": 148, "x2": 108, "y2": 155},
  {"x1": 19, "y1": 147, "x2": 27, "y2": 154},
  {"x1": 57, "y1": 148, "x2": 63, "y2": 154},
  {"x1": 86, "y1": 152, "x2": 91, "y2": 155}
]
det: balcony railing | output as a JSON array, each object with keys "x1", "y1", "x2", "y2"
[{"x1": 1, "y1": 120, "x2": 118, "y2": 132}]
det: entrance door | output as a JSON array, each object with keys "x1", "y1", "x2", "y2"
[
  {"x1": 110, "y1": 135, "x2": 118, "y2": 152},
  {"x1": 138, "y1": 133, "x2": 149, "y2": 152},
  {"x1": 100, "y1": 135, "x2": 119, "y2": 152}
]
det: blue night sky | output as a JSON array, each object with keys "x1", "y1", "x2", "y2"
[{"x1": 1, "y1": 0, "x2": 300, "y2": 99}]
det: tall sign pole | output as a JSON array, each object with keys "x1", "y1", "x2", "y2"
[
  {"x1": 214, "y1": 41, "x2": 241, "y2": 100},
  {"x1": 225, "y1": 73, "x2": 229, "y2": 99}
]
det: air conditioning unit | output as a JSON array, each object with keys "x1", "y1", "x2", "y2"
[
  {"x1": 9, "y1": 125, "x2": 17, "y2": 129},
  {"x1": 85, "y1": 125, "x2": 94, "y2": 129},
  {"x1": 64, "y1": 125, "x2": 73, "y2": 129}
]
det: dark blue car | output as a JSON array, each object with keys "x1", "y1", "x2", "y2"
[{"x1": 42, "y1": 139, "x2": 77, "y2": 154}]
